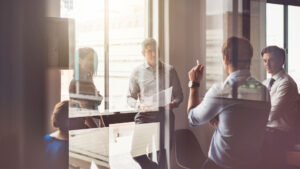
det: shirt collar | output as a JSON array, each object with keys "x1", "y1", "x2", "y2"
[
  {"x1": 144, "y1": 60, "x2": 162, "y2": 69},
  {"x1": 144, "y1": 60, "x2": 152, "y2": 69},
  {"x1": 271, "y1": 69, "x2": 285, "y2": 81},
  {"x1": 223, "y1": 69, "x2": 251, "y2": 86}
]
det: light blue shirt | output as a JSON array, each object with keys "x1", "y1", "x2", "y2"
[{"x1": 189, "y1": 70, "x2": 270, "y2": 168}]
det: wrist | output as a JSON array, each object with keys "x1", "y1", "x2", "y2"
[{"x1": 188, "y1": 81, "x2": 200, "y2": 88}]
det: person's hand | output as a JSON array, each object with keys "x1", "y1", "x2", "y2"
[
  {"x1": 209, "y1": 116, "x2": 219, "y2": 129},
  {"x1": 165, "y1": 101, "x2": 176, "y2": 109},
  {"x1": 188, "y1": 64, "x2": 204, "y2": 83}
]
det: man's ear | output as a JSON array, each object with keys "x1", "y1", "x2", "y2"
[{"x1": 223, "y1": 55, "x2": 228, "y2": 64}]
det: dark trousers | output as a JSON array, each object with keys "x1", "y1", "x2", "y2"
[
  {"x1": 261, "y1": 127, "x2": 295, "y2": 169},
  {"x1": 133, "y1": 108, "x2": 174, "y2": 169},
  {"x1": 201, "y1": 158, "x2": 264, "y2": 169},
  {"x1": 201, "y1": 159, "x2": 224, "y2": 169}
]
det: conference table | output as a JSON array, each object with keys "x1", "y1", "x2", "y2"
[{"x1": 69, "y1": 122, "x2": 160, "y2": 169}]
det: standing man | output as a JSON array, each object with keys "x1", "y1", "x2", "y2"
[
  {"x1": 261, "y1": 46, "x2": 298, "y2": 168},
  {"x1": 187, "y1": 37, "x2": 270, "y2": 169},
  {"x1": 127, "y1": 38, "x2": 183, "y2": 169}
]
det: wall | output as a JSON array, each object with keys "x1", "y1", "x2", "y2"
[{"x1": 170, "y1": 0, "x2": 214, "y2": 155}]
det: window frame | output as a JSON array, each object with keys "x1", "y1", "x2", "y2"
[{"x1": 267, "y1": 0, "x2": 300, "y2": 71}]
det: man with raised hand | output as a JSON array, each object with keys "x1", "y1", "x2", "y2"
[{"x1": 187, "y1": 37, "x2": 270, "y2": 169}]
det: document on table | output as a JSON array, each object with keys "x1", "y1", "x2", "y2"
[
  {"x1": 130, "y1": 122, "x2": 160, "y2": 157},
  {"x1": 69, "y1": 128, "x2": 109, "y2": 167},
  {"x1": 143, "y1": 87, "x2": 173, "y2": 107},
  {"x1": 69, "y1": 123, "x2": 159, "y2": 169}
]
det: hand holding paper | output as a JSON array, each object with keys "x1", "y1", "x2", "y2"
[{"x1": 141, "y1": 87, "x2": 173, "y2": 109}]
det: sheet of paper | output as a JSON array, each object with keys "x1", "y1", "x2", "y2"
[
  {"x1": 69, "y1": 128, "x2": 109, "y2": 163},
  {"x1": 131, "y1": 123, "x2": 160, "y2": 157},
  {"x1": 143, "y1": 87, "x2": 173, "y2": 107}
]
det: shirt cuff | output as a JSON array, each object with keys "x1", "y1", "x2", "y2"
[{"x1": 188, "y1": 109, "x2": 198, "y2": 128}]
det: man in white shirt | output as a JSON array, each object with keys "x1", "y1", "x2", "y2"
[
  {"x1": 127, "y1": 38, "x2": 183, "y2": 169},
  {"x1": 261, "y1": 45, "x2": 298, "y2": 168}
]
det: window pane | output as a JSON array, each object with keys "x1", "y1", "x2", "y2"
[
  {"x1": 206, "y1": 0, "x2": 227, "y2": 90},
  {"x1": 266, "y1": 3, "x2": 284, "y2": 47},
  {"x1": 288, "y1": 6, "x2": 300, "y2": 92},
  {"x1": 109, "y1": 0, "x2": 146, "y2": 111},
  {"x1": 266, "y1": 3, "x2": 284, "y2": 78}
]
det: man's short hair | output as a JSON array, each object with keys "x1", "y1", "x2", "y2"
[
  {"x1": 261, "y1": 45, "x2": 286, "y2": 64},
  {"x1": 52, "y1": 101, "x2": 69, "y2": 132},
  {"x1": 141, "y1": 38, "x2": 157, "y2": 51},
  {"x1": 222, "y1": 37, "x2": 253, "y2": 69}
]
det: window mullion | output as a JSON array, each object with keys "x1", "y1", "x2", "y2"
[
  {"x1": 284, "y1": 5, "x2": 288, "y2": 71},
  {"x1": 104, "y1": 0, "x2": 109, "y2": 110}
]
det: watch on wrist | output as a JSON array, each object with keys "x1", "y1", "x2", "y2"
[{"x1": 188, "y1": 81, "x2": 200, "y2": 88}]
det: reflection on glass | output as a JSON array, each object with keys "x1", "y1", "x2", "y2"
[
  {"x1": 69, "y1": 48, "x2": 105, "y2": 128},
  {"x1": 61, "y1": 0, "x2": 105, "y2": 111},
  {"x1": 288, "y1": 6, "x2": 300, "y2": 92}
]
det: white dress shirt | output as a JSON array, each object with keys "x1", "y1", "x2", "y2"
[
  {"x1": 127, "y1": 61, "x2": 183, "y2": 109},
  {"x1": 263, "y1": 69, "x2": 298, "y2": 132}
]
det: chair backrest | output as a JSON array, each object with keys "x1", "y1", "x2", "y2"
[{"x1": 174, "y1": 129, "x2": 206, "y2": 169}]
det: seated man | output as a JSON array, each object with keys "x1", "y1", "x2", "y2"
[
  {"x1": 261, "y1": 46, "x2": 298, "y2": 168},
  {"x1": 127, "y1": 38, "x2": 183, "y2": 169},
  {"x1": 187, "y1": 37, "x2": 270, "y2": 169}
]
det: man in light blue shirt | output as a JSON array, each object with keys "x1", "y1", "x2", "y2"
[{"x1": 187, "y1": 37, "x2": 270, "y2": 169}]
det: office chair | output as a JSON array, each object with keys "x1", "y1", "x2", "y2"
[{"x1": 174, "y1": 129, "x2": 206, "y2": 169}]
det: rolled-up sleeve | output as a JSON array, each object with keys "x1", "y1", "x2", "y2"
[
  {"x1": 188, "y1": 85, "x2": 223, "y2": 127},
  {"x1": 127, "y1": 71, "x2": 140, "y2": 108}
]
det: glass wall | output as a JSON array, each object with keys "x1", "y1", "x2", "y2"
[
  {"x1": 60, "y1": 0, "x2": 147, "y2": 112},
  {"x1": 59, "y1": 0, "x2": 168, "y2": 168}
]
